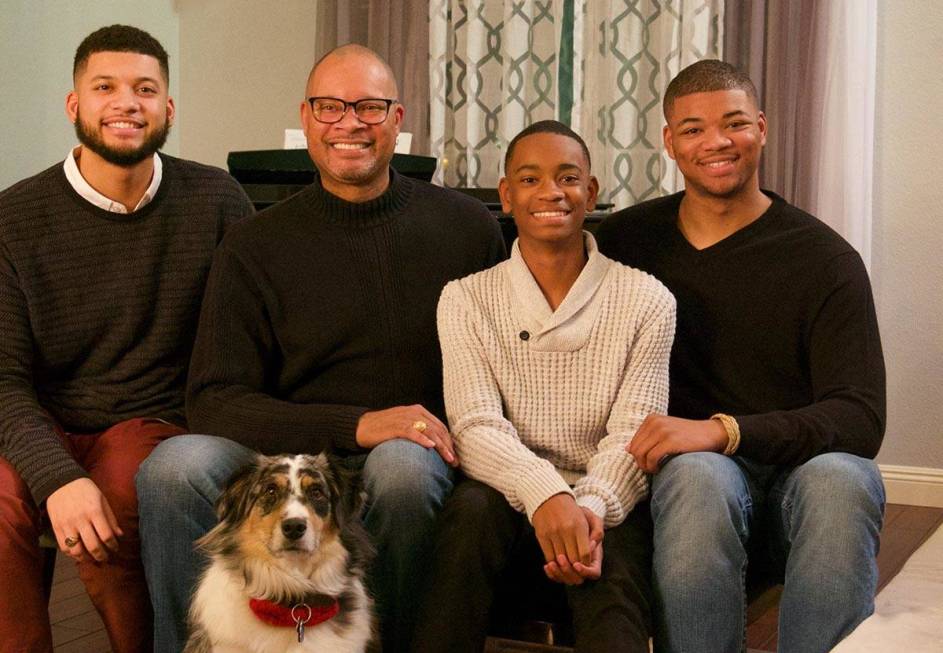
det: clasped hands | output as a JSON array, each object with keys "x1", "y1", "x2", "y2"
[{"x1": 532, "y1": 493, "x2": 604, "y2": 585}]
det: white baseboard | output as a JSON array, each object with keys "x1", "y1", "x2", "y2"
[{"x1": 880, "y1": 464, "x2": 943, "y2": 508}]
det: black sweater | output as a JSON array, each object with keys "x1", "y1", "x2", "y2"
[
  {"x1": 0, "y1": 155, "x2": 253, "y2": 503},
  {"x1": 187, "y1": 169, "x2": 506, "y2": 455},
  {"x1": 596, "y1": 191, "x2": 886, "y2": 466}
]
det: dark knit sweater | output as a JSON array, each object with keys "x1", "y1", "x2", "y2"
[
  {"x1": 186, "y1": 169, "x2": 506, "y2": 455},
  {"x1": 596, "y1": 191, "x2": 886, "y2": 466},
  {"x1": 0, "y1": 154, "x2": 253, "y2": 503}
]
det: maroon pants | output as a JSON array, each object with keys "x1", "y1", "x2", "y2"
[{"x1": 0, "y1": 418, "x2": 184, "y2": 653}]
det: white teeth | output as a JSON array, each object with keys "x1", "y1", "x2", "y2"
[
  {"x1": 107, "y1": 121, "x2": 140, "y2": 129},
  {"x1": 532, "y1": 211, "x2": 568, "y2": 218},
  {"x1": 332, "y1": 143, "x2": 368, "y2": 150},
  {"x1": 704, "y1": 160, "x2": 733, "y2": 167}
]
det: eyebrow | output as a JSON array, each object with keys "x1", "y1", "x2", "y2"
[
  {"x1": 88, "y1": 74, "x2": 163, "y2": 86},
  {"x1": 512, "y1": 162, "x2": 583, "y2": 175},
  {"x1": 676, "y1": 110, "x2": 750, "y2": 127}
]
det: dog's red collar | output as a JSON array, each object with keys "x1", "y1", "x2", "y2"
[{"x1": 249, "y1": 597, "x2": 340, "y2": 628}]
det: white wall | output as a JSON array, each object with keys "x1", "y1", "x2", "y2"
[
  {"x1": 176, "y1": 0, "x2": 318, "y2": 169},
  {"x1": 873, "y1": 0, "x2": 943, "y2": 469},
  {"x1": 0, "y1": 0, "x2": 180, "y2": 189}
]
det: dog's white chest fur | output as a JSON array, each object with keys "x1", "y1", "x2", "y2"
[{"x1": 192, "y1": 566, "x2": 371, "y2": 653}]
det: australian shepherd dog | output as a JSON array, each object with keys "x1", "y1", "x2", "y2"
[{"x1": 184, "y1": 453, "x2": 376, "y2": 653}]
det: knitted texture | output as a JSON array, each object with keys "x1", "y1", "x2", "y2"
[
  {"x1": 0, "y1": 154, "x2": 253, "y2": 503},
  {"x1": 186, "y1": 169, "x2": 507, "y2": 455},
  {"x1": 437, "y1": 234, "x2": 676, "y2": 527},
  {"x1": 596, "y1": 191, "x2": 886, "y2": 465}
]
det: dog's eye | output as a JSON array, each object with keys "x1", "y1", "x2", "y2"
[
  {"x1": 307, "y1": 486, "x2": 326, "y2": 501},
  {"x1": 263, "y1": 483, "x2": 278, "y2": 497}
]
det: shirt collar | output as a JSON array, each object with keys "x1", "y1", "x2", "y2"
[{"x1": 63, "y1": 146, "x2": 162, "y2": 213}]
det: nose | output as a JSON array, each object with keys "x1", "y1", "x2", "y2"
[
  {"x1": 538, "y1": 179, "x2": 565, "y2": 200},
  {"x1": 281, "y1": 518, "x2": 307, "y2": 541},
  {"x1": 110, "y1": 87, "x2": 141, "y2": 112},
  {"x1": 703, "y1": 127, "x2": 733, "y2": 150},
  {"x1": 334, "y1": 104, "x2": 367, "y2": 129}
]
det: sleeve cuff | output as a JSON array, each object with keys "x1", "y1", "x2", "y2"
[{"x1": 515, "y1": 464, "x2": 574, "y2": 521}]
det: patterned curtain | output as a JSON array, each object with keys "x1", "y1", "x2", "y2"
[
  {"x1": 575, "y1": 1, "x2": 723, "y2": 207},
  {"x1": 429, "y1": 0, "x2": 723, "y2": 205}
]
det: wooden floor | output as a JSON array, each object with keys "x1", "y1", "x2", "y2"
[{"x1": 48, "y1": 503, "x2": 943, "y2": 653}]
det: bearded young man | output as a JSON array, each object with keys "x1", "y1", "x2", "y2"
[
  {"x1": 136, "y1": 44, "x2": 506, "y2": 653},
  {"x1": 0, "y1": 24, "x2": 253, "y2": 653},
  {"x1": 596, "y1": 60, "x2": 886, "y2": 653}
]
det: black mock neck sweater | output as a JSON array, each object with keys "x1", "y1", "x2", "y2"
[
  {"x1": 0, "y1": 155, "x2": 253, "y2": 503},
  {"x1": 187, "y1": 169, "x2": 506, "y2": 455},
  {"x1": 596, "y1": 191, "x2": 886, "y2": 466}
]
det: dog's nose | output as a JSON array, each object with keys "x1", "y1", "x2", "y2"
[{"x1": 281, "y1": 518, "x2": 307, "y2": 541}]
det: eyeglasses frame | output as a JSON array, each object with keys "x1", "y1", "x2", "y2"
[{"x1": 306, "y1": 96, "x2": 398, "y2": 125}]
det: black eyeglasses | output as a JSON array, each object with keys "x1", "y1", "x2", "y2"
[{"x1": 306, "y1": 97, "x2": 397, "y2": 124}]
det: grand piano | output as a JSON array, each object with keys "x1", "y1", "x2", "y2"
[{"x1": 227, "y1": 149, "x2": 610, "y2": 247}]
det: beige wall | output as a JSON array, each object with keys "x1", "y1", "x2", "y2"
[
  {"x1": 873, "y1": 0, "x2": 943, "y2": 468},
  {"x1": 176, "y1": 0, "x2": 318, "y2": 169}
]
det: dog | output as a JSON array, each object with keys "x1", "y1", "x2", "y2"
[{"x1": 184, "y1": 453, "x2": 376, "y2": 653}]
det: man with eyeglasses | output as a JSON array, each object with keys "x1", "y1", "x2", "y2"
[{"x1": 136, "y1": 44, "x2": 505, "y2": 653}]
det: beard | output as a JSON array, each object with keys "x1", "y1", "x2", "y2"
[{"x1": 74, "y1": 108, "x2": 171, "y2": 166}]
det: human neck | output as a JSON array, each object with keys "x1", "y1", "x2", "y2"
[
  {"x1": 320, "y1": 171, "x2": 390, "y2": 203},
  {"x1": 76, "y1": 146, "x2": 155, "y2": 211},
  {"x1": 518, "y1": 235, "x2": 587, "y2": 311},
  {"x1": 677, "y1": 184, "x2": 771, "y2": 250}
]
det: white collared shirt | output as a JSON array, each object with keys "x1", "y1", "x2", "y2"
[{"x1": 63, "y1": 146, "x2": 162, "y2": 213}]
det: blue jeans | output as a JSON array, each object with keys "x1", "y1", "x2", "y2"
[
  {"x1": 136, "y1": 435, "x2": 453, "y2": 653},
  {"x1": 650, "y1": 452, "x2": 885, "y2": 653}
]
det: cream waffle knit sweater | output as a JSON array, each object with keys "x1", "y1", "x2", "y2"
[{"x1": 437, "y1": 233, "x2": 676, "y2": 527}]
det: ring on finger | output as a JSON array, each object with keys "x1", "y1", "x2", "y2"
[
  {"x1": 412, "y1": 420, "x2": 427, "y2": 433},
  {"x1": 64, "y1": 535, "x2": 80, "y2": 548}
]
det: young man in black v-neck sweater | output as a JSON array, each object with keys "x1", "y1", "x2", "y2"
[{"x1": 596, "y1": 60, "x2": 885, "y2": 653}]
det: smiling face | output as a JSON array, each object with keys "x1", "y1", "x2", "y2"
[
  {"x1": 663, "y1": 89, "x2": 766, "y2": 201},
  {"x1": 66, "y1": 51, "x2": 174, "y2": 167},
  {"x1": 300, "y1": 49, "x2": 403, "y2": 202},
  {"x1": 499, "y1": 131, "x2": 598, "y2": 251}
]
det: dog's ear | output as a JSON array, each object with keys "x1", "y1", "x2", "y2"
[
  {"x1": 324, "y1": 451, "x2": 365, "y2": 524},
  {"x1": 214, "y1": 458, "x2": 262, "y2": 524}
]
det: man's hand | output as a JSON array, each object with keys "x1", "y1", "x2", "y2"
[
  {"x1": 46, "y1": 478, "x2": 122, "y2": 563},
  {"x1": 543, "y1": 507, "x2": 604, "y2": 585},
  {"x1": 356, "y1": 404, "x2": 458, "y2": 466},
  {"x1": 628, "y1": 414, "x2": 727, "y2": 474}
]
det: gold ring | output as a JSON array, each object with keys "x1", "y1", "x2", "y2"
[
  {"x1": 64, "y1": 535, "x2": 80, "y2": 548},
  {"x1": 412, "y1": 420, "x2": 427, "y2": 433}
]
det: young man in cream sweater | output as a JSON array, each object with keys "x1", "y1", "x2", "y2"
[{"x1": 414, "y1": 121, "x2": 676, "y2": 652}]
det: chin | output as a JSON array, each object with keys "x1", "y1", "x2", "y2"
[{"x1": 184, "y1": 454, "x2": 377, "y2": 653}]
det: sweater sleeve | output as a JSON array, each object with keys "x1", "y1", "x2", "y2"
[
  {"x1": 0, "y1": 245, "x2": 86, "y2": 504},
  {"x1": 573, "y1": 281, "x2": 675, "y2": 527},
  {"x1": 735, "y1": 251, "x2": 886, "y2": 464},
  {"x1": 438, "y1": 281, "x2": 574, "y2": 520},
  {"x1": 187, "y1": 244, "x2": 364, "y2": 454}
]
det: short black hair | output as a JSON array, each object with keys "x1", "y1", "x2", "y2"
[
  {"x1": 504, "y1": 120, "x2": 591, "y2": 173},
  {"x1": 663, "y1": 59, "x2": 758, "y2": 120},
  {"x1": 73, "y1": 25, "x2": 169, "y2": 83}
]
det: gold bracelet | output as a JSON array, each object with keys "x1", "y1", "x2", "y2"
[{"x1": 711, "y1": 413, "x2": 741, "y2": 455}]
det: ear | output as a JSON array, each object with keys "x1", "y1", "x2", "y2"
[
  {"x1": 300, "y1": 98, "x2": 312, "y2": 138},
  {"x1": 166, "y1": 96, "x2": 176, "y2": 126},
  {"x1": 214, "y1": 459, "x2": 260, "y2": 523},
  {"x1": 586, "y1": 175, "x2": 599, "y2": 212},
  {"x1": 390, "y1": 102, "x2": 405, "y2": 131},
  {"x1": 325, "y1": 452, "x2": 365, "y2": 524},
  {"x1": 65, "y1": 91, "x2": 79, "y2": 124},
  {"x1": 663, "y1": 124, "x2": 676, "y2": 161},
  {"x1": 498, "y1": 176, "x2": 512, "y2": 215},
  {"x1": 757, "y1": 110, "x2": 767, "y2": 147}
]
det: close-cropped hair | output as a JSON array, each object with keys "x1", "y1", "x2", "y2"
[
  {"x1": 663, "y1": 59, "x2": 759, "y2": 119},
  {"x1": 504, "y1": 119, "x2": 592, "y2": 172},
  {"x1": 73, "y1": 24, "x2": 169, "y2": 82}
]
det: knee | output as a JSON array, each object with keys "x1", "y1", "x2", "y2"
[
  {"x1": 135, "y1": 435, "x2": 250, "y2": 509},
  {"x1": 652, "y1": 453, "x2": 746, "y2": 516},
  {"x1": 786, "y1": 453, "x2": 885, "y2": 526},
  {"x1": 363, "y1": 440, "x2": 453, "y2": 511}
]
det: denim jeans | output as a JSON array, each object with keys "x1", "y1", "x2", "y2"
[
  {"x1": 136, "y1": 435, "x2": 453, "y2": 653},
  {"x1": 650, "y1": 452, "x2": 885, "y2": 653}
]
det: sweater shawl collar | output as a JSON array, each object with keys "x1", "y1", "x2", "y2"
[
  {"x1": 507, "y1": 232, "x2": 612, "y2": 351},
  {"x1": 306, "y1": 167, "x2": 413, "y2": 228}
]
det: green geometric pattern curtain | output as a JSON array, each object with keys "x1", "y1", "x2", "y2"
[{"x1": 429, "y1": 0, "x2": 723, "y2": 204}]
